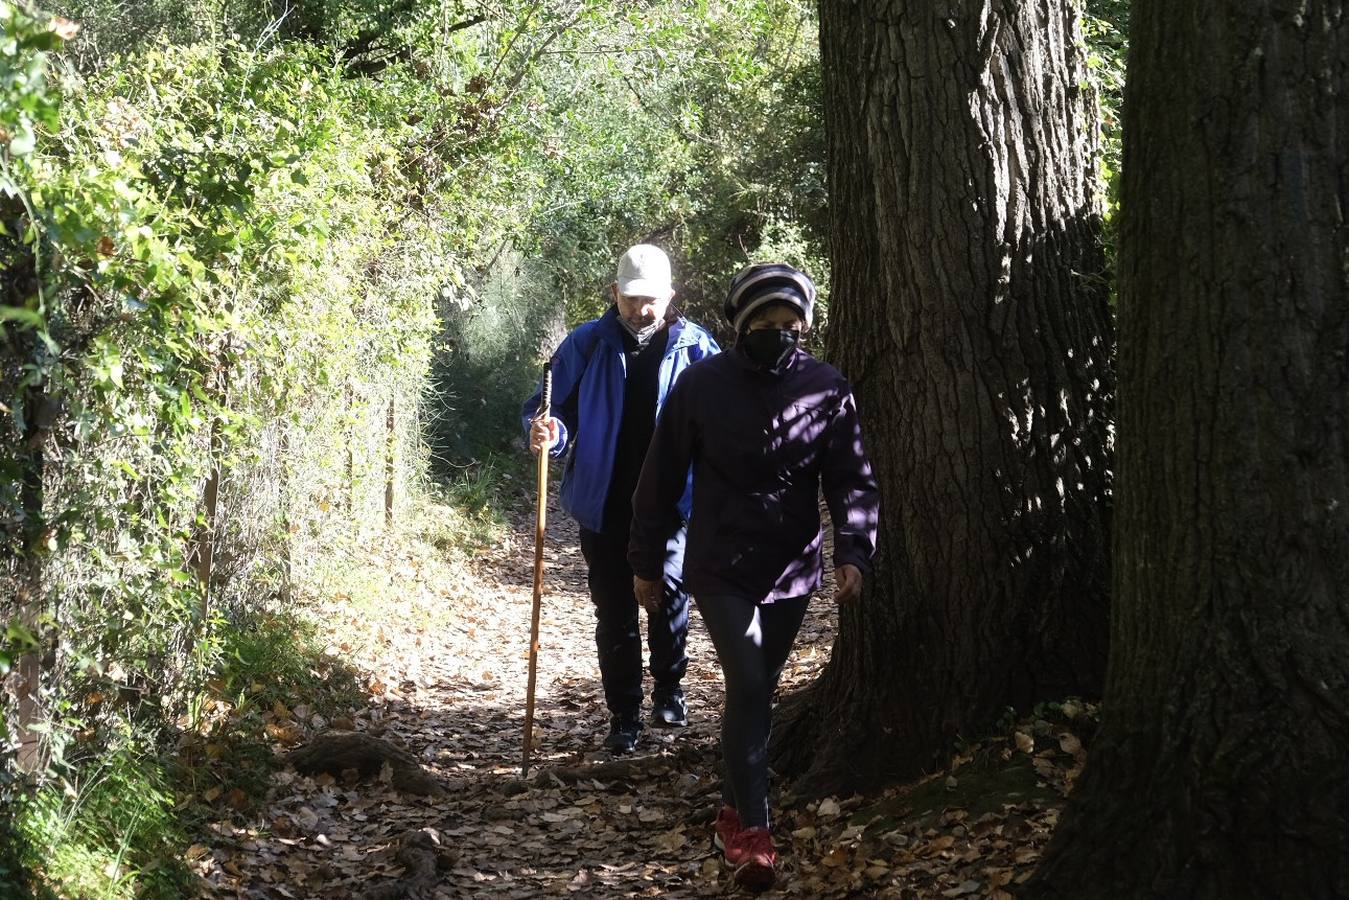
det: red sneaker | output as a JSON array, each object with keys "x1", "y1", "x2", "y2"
[
  {"x1": 727, "y1": 826, "x2": 776, "y2": 891},
  {"x1": 713, "y1": 806, "x2": 741, "y2": 861}
]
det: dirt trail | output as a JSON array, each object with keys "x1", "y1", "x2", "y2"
[{"x1": 196, "y1": 488, "x2": 839, "y2": 899}]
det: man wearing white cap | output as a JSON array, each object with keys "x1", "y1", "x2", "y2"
[{"x1": 522, "y1": 244, "x2": 719, "y2": 753}]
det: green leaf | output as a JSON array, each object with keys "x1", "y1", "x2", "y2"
[
  {"x1": 5, "y1": 622, "x2": 38, "y2": 653},
  {"x1": 19, "y1": 30, "x2": 61, "y2": 52},
  {"x1": 0, "y1": 305, "x2": 44, "y2": 328},
  {"x1": 8, "y1": 122, "x2": 35, "y2": 156}
]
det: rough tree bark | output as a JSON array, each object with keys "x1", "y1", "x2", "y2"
[
  {"x1": 775, "y1": 0, "x2": 1114, "y2": 791},
  {"x1": 1025, "y1": 2, "x2": 1349, "y2": 897}
]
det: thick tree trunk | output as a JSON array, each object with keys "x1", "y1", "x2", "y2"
[
  {"x1": 1025, "y1": 3, "x2": 1349, "y2": 897},
  {"x1": 776, "y1": 0, "x2": 1113, "y2": 791}
]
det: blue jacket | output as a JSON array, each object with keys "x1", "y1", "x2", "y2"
[{"x1": 522, "y1": 307, "x2": 719, "y2": 533}]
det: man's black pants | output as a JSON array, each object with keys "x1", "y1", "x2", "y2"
[{"x1": 578, "y1": 524, "x2": 689, "y2": 718}]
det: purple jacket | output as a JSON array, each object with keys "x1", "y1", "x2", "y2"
[{"x1": 629, "y1": 344, "x2": 879, "y2": 601}]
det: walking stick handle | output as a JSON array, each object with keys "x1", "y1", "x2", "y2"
[
  {"x1": 537, "y1": 364, "x2": 553, "y2": 423},
  {"x1": 523, "y1": 364, "x2": 552, "y2": 777}
]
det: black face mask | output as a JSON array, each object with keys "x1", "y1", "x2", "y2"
[{"x1": 741, "y1": 328, "x2": 800, "y2": 369}]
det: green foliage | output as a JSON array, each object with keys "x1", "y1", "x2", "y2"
[
  {"x1": 22, "y1": 726, "x2": 192, "y2": 898},
  {"x1": 0, "y1": 3, "x2": 62, "y2": 161},
  {"x1": 0, "y1": 766, "x2": 39, "y2": 899},
  {"x1": 423, "y1": 0, "x2": 826, "y2": 459},
  {"x1": 518, "y1": 0, "x2": 828, "y2": 332},
  {"x1": 421, "y1": 455, "x2": 515, "y2": 554},
  {"x1": 213, "y1": 613, "x2": 362, "y2": 717},
  {"x1": 174, "y1": 609, "x2": 362, "y2": 813},
  {"x1": 2, "y1": 5, "x2": 457, "y2": 891},
  {"x1": 1084, "y1": 0, "x2": 1130, "y2": 283},
  {"x1": 430, "y1": 252, "x2": 564, "y2": 461}
]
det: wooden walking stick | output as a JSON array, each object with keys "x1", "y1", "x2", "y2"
[{"x1": 522, "y1": 363, "x2": 552, "y2": 778}]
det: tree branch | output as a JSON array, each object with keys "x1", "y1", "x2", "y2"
[{"x1": 342, "y1": 11, "x2": 487, "y2": 76}]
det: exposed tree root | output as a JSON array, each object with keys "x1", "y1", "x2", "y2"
[
  {"x1": 362, "y1": 829, "x2": 455, "y2": 900},
  {"x1": 288, "y1": 731, "x2": 443, "y2": 796},
  {"x1": 531, "y1": 742, "x2": 716, "y2": 787},
  {"x1": 770, "y1": 682, "x2": 823, "y2": 781}
]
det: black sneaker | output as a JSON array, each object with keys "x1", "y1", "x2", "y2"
[
  {"x1": 651, "y1": 687, "x2": 688, "y2": 727},
  {"x1": 604, "y1": 714, "x2": 642, "y2": 754}
]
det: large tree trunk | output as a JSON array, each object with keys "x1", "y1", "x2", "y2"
[
  {"x1": 775, "y1": 0, "x2": 1113, "y2": 791},
  {"x1": 1025, "y1": 3, "x2": 1349, "y2": 897}
]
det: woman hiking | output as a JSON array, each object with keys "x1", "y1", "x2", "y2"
[{"x1": 627, "y1": 262, "x2": 880, "y2": 891}]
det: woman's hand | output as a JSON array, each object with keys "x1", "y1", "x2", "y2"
[
  {"x1": 633, "y1": 576, "x2": 663, "y2": 616},
  {"x1": 834, "y1": 564, "x2": 863, "y2": 604},
  {"x1": 530, "y1": 415, "x2": 560, "y2": 455}
]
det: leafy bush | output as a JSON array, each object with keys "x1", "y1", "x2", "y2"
[
  {"x1": 1, "y1": 8, "x2": 458, "y2": 892},
  {"x1": 20, "y1": 726, "x2": 190, "y2": 898}
]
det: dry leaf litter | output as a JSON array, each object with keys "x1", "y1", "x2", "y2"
[{"x1": 189, "y1": 486, "x2": 1090, "y2": 898}]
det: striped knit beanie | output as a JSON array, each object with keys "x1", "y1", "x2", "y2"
[{"x1": 724, "y1": 263, "x2": 817, "y2": 333}]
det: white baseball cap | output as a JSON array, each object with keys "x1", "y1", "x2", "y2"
[{"x1": 615, "y1": 244, "x2": 674, "y2": 299}]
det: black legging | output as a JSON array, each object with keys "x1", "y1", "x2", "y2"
[{"x1": 694, "y1": 593, "x2": 810, "y2": 829}]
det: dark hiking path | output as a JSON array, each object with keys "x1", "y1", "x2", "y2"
[{"x1": 192, "y1": 485, "x2": 1078, "y2": 899}]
